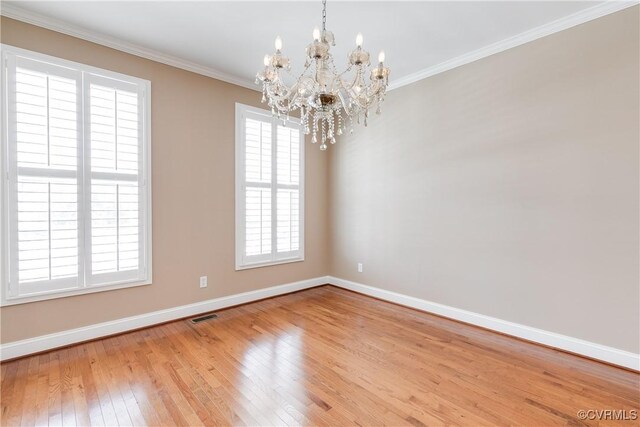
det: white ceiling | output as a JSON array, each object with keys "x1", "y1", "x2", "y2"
[{"x1": 1, "y1": 1, "x2": 628, "y2": 90}]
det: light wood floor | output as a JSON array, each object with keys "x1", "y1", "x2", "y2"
[{"x1": 1, "y1": 286, "x2": 638, "y2": 426}]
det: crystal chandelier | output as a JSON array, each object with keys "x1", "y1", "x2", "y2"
[{"x1": 256, "y1": 0, "x2": 390, "y2": 150}]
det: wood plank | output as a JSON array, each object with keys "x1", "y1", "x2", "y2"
[{"x1": 1, "y1": 286, "x2": 638, "y2": 426}]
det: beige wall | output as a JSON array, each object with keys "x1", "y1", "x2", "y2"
[
  {"x1": 329, "y1": 7, "x2": 639, "y2": 353},
  {"x1": 0, "y1": 17, "x2": 329, "y2": 343}
]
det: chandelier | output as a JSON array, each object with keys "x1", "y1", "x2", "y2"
[{"x1": 256, "y1": 0, "x2": 390, "y2": 150}]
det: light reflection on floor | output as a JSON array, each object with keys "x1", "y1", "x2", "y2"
[{"x1": 238, "y1": 326, "x2": 308, "y2": 425}]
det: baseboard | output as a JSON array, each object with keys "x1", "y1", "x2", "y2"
[
  {"x1": 4, "y1": 275, "x2": 638, "y2": 371},
  {"x1": 327, "y1": 276, "x2": 640, "y2": 371},
  {"x1": 0, "y1": 276, "x2": 329, "y2": 361}
]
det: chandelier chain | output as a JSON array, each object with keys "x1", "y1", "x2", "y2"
[{"x1": 322, "y1": 0, "x2": 327, "y2": 31}]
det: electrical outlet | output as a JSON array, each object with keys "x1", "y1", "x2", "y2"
[
  {"x1": 199, "y1": 276, "x2": 208, "y2": 288},
  {"x1": 357, "y1": 263, "x2": 363, "y2": 273}
]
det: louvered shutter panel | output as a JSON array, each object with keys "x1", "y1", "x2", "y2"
[
  {"x1": 236, "y1": 104, "x2": 304, "y2": 269},
  {"x1": 8, "y1": 57, "x2": 81, "y2": 296},
  {"x1": 243, "y1": 117, "x2": 272, "y2": 260},
  {"x1": 276, "y1": 125, "x2": 300, "y2": 254},
  {"x1": 86, "y1": 77, "x2": 145, "y2": 284}
]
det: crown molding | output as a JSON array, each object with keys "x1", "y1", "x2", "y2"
[
  {"x1": 0, "y1": 3, "x2": 259, "y2": 91},
  {"x1": 388, "y1": 0, "x2": 639, "y2": 91},
  {"x1": 1, "y1": 1, "x2": 637, "y2": 93}
]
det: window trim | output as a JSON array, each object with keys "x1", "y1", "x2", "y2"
[
  {"x1": 0, "y1": 44, "x2": 153, "y2": 306},
  {"x1": 235, "y1": 103, "x2": 305, "y2": 271}
]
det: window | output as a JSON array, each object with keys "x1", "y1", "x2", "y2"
[
  {"x1": 235, "y1": 103, "x2": 304, "y2": 269},
  {"x1": 1, "y1": 45, "x2": 151, "y2": 305}
]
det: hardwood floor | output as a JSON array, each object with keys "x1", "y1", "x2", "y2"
[{"x1": 1, "y1": 285, "x2": 638, "y2": 426}]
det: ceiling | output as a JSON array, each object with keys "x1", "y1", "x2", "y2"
[{"x1": 1, "y1": 1, "x2": 627, "y2": 90}]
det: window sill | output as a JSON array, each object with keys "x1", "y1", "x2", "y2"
[
  {"x1": 1, "y1": 278, "x2": 152, "y2": 307},
  {"x1": 235, "y1": 256, "x2": 304, "y2": 271}
]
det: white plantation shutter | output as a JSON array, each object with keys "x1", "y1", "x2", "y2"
[
  {"x1": 236, "y1": 104, "x2": 304, "y2": 269},
  {"x1": 244, "y1": 118, "x2": 272, "y2": 259},
  {"x1": 245, "y1": 187, "x2": 271, "y2": 257},
  {"x1": 8, "y1": 57, "x2": 82, "y2": 297},
  {"x1": 86, "y1": 77, "x2": 146, "y2": 284},
  {"x1": 276, "y1": 125, "x2": 301, "y2": 255},
  {"x1": 276, "y1": 189, "x2": 300, "y2": 253},
  {"x1": 2, "y1": 45, "x2": 151, "y2": 305}
]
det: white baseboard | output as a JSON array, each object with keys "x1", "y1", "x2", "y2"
[
  {"x1": 0, "y1": 276, "x2": 329, "y2": 361},
  {"x1": 327, "y1": 276, "x2": 639, "y2": 371},
  {"x1": 3, "y1": 275, "x2": 638, "y2": 371}
]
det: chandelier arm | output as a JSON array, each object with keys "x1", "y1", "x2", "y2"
[
  {"x1": 337, "y1": 75, "x2": 358, "y2": 97},
  {"x1": 350, "y1": 90, "x2": 373, "y2": 110},
  {"x1": 349, "y1": 68, "x2": 364, "y2": 92},
  {"x1": 337, "y1": 95, "x2": 354, "y2": 119},
  {"x1": 333, "y1": 68, "x2": 363, "y2": 113},
  {"x1": 324, "y1": 57, "x2": 353, "y2": 94},
  {"x1": 371, "y1": 85, "x2": 386, "y2": 100},
  {"x1": 273, "y1": 61, "x2": 315, "y2": 113},
  {"x1": 335, "y1": 78, "x2": 357, "y2": 117},
  {"x1": 330, "y1": 59, "x2": 359, "y2": 92},
  {"x1": 284, "y1": 60, "x2": 312, "y2": 83},
  {"x1": 362, "y1": 80, "x2": 380, "y2": 97},
  {"x1": 340, "y1": 79, "x2": 364, "y2": 103},
  {"x1": 287, "y1": 62, "x2": 314, "y2": 103},
  {"x1": 277, "y1": 66, "x2": 309, "y2": 111}
]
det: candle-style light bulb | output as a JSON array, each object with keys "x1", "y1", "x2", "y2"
[
  {"x1": 356, "y1": 32, "x2": 363, "y2": 48},
  {"x1": 378, "y1": 50, "x2": 385, "y2": 63},
  {"x1": 275, "y1": 36, "x2": 282, "y2": 51},
  {"x1": 313, "y1": 26, "x2": 321, "y2": 42},
  {"x1": 263, "y1": 54, "x2": 271, "y2": 66}
]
